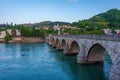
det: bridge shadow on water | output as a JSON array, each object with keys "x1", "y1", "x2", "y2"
[{"x1": 47, "y1": 44, "x2": 112, "y2": 80}]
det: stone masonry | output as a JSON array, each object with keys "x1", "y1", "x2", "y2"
[{"x1": 46, "y1": 35, "x2": 120, "y2": 80}]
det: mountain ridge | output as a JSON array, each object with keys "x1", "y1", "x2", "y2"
[{"x1": 21, "y1": 21, "x2": 71, "y2": 27}]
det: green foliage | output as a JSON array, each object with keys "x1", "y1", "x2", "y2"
[
  {"x1": 20, "y1": 26, "x2": 57, "y2": 38},
  {"x1": 11, "y1": 28, "x2": 17, "y2": 37},
  {"x1": 72, "y1": 9, "x2": 120, "y2": 33},
  {"x1": 4, "y1": 31, "x2": 12, "y2": 43},
  {"x1": 61, "y1": 28, "x2": 103, "y2": 35}
]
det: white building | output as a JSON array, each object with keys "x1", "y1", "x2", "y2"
[
  {"x1": 115, "y1": 29, "x2": 120, "y2": 34},
  {"x1": 7, "y1": 29, "x2": 21, "y2": 36},
  {"x1": 53, "y1": 24, "x2": 60, "y2": 31},
  {"x1": 0, "y1": 31, "x2": 6, "y2": 38},
  {"x1": 104, "y1": 29, "x2": 112, "y2": 34},
  {"x1": 0, "y1": 29, "x2": 21, "y2": 39}
]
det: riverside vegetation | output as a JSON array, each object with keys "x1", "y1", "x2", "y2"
[{"x1": 0, "y1": 9, "x2": 120, "y2": 43}]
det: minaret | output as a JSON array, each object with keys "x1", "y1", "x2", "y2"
[
  {"x1": 58, "y1": 27, "x2": 60, "y2": 35},
  {"x1": 57, "y1": 24, "x2": 60, "y2": 35}
]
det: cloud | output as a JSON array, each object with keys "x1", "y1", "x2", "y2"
[{"x1": 69, "y1": 0, "x2": 78, "y2": 2}]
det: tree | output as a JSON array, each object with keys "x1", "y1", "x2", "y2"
[
  {"x1": 4, "y1": 30, "x2": 12, "y2": 43},
  {"x1": 11, "y1": 28, "x2": 16, "y2": 37}
]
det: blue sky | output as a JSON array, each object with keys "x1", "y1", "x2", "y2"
[{"x1": 0, "y1": 0, "x2": 120, "y2": 24}]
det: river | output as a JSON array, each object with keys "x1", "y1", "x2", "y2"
[{"x1": 0, "y1": 43, "x2": 112, "y2": 80}]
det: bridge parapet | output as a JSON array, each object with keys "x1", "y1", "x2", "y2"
[{"x1": 54, "y1": 34, "x2": 120, "y2": 41}]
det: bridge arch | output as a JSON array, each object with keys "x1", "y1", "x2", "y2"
[
  {"x1": 87, "y1": 43, "x2": 111, "y2": 63},
  {"x1": 51, "y1": 38, "x2": 55, "y2": 46},
  {"x1": 69, "y1": 41, "x2": 80, "y2": 54},
  {"x1": 61, "y1": 39, "x2": 66, "y2": 50},
  {"x1": 55, "y1": 38, "x2": 60, "y2": 48}
]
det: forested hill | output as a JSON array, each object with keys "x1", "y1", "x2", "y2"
[{"x1": 72, "y1": 9, "x2": 120, "y2": 29}]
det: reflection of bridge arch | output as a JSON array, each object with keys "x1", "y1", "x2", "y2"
[
  {"x1": 87, "y1": 43, "x2": 107, "y2": 63},
  {"x1": 61, "y1": 39, "x2": 66, "y2": 50},
  {"x1": 69, "y1": 41, "x2": 80, "y2": 54}
]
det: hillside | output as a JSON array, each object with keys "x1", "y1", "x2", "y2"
[
  {"x1": 89, "y1": 9, "x2": 120, "y2": 23},
  {"x1": 72, "y1": 9, "x2": 120, "y2": 29},
  {"x1": 22, "y1": 21, "x2": 70, "y2": 27}
]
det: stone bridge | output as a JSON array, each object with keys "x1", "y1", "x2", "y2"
[{"x1": 46, "y1": 34, "x2": 120, "y2": 80}]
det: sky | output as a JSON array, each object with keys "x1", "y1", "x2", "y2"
[{"x1": 0, "y1": 0, "x2": 120, "y2": 24}]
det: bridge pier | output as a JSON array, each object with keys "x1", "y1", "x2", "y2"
[
  {"x1": 77, "y1": 56, "x2": 104, "y2": 64},
  {"x1": 63, "y1": 46, "x2": 79, "y2": 55},
  {"x1": 77, "y1": 55, "x2": 88, "y2": 64},
  {"x1": 60, "y1": 46, "x2": 64, "y2": 50},
  {"x1": 77, "y1": 45, "x2": 88, "y2": 64},
  {"x1": 52, "y1": 45, "x2": 56, "y2": 48},
  {"x1": 56, "y1": 45, "x2": 62, "y2": 50},
  {"x1": 48, "y1": 34, "x2": 53, "y2": 46},
  {"x1": 110, "y1": 53, "x2": 120, "y2": 80},
  {"x1": 63, "y1": 46, "x2": 71, "y2": 55},
  {"x1": 51, "y1": 43, "x2": 55, "y2": 47},
  {"x1": 77, "y1": 55, "x2": 103, "y2": 64},
  {"x1": 49, "y1": 42, "x2": 52, "y2": 46}
]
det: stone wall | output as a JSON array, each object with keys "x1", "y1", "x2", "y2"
[
  {"x1": 21, "y1": 37, "x2": 44, "y2": 43},
  {"x1": 9, "y1": 37, "x2": 44, "y2": 43},
  {"x1": 110, "y1": 53, "x2": 120, "y2": 80}
]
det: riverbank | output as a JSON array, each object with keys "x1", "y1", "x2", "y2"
[{"x1": 9, "y1": 36, "x2": 44, "y2": 43}]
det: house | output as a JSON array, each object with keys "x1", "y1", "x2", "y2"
[
  {"x1": 0, "y1": 31, "x2": 6, "y2": 38},
  {"x1": 62, "y1": 25, "x2": 79, "y2": 30},
  {"x1": 53, "y1": 24, "x2": 60, "y2": 31},
  {"x1": 63, "y1": 32, "x2": 69, "y2": 35},
  {"x1": 114, "y1": 29, "x2": 120, "y2": 34},
  {"x1": 71, "y1": 27, "x2": 79, "y2": 30},
  {"x1": 104, "y1": 29, "x2": 112, "y2": 34},
  {"x1": 0, "y1": 29, "x2": 21, "y2": 39},
  {"x1": 42, "y1": 26, "x2": 49, "y2": 30},
  {"x1": 7, "y1": 29, "x2": 21, "y2": 36}
]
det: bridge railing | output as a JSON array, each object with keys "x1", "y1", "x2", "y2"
[{"x1": 53, "y1": 34, "x2": 120, "y2": 41}]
